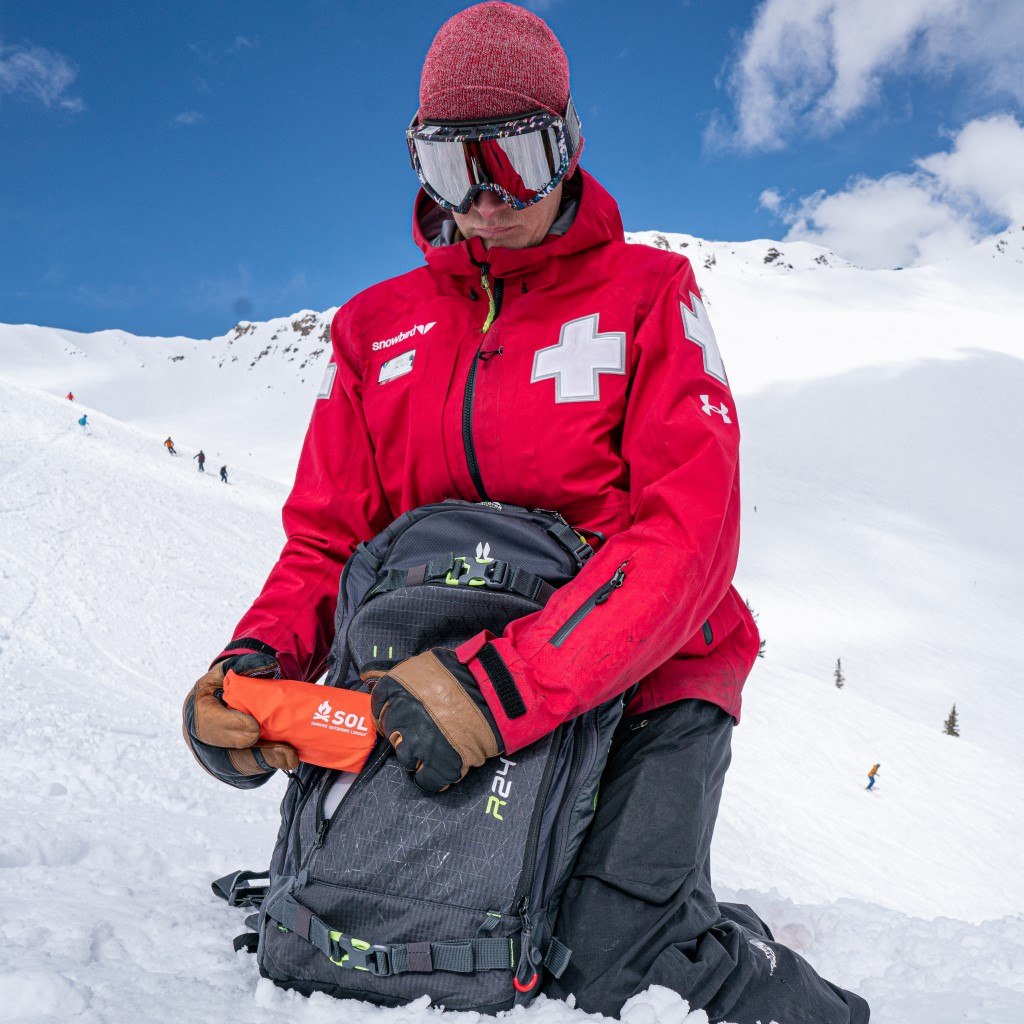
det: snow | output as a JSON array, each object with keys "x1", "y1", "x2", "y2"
[{"x1": 1, "y1": 226, "x2": 1023, "y2": 1023}]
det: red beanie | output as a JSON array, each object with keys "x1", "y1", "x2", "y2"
[{"x1": 419, "y1": 3, "x2": 583, "y2": 172}]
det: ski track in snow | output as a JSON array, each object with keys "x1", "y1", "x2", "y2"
[{"x1": 2, "y1": 227, "x2": 1024, "y2": 1024}]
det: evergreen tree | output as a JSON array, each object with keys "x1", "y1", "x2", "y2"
[
  {"x1": 745, "y1": 600, "x2": 766, "y2": 659},
  {"x1": 834, "y1": 657, "x2": 845, "y2": 689},
  {"x1": 944, "y1": 703, "x2": 960, "y2": 737}
]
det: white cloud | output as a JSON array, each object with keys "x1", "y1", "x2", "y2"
[
  {"x1": 173, "y1": 110, "x2": 204, "y2": 126},
  {"x1": 711, "y1": 0, "x2": 1024, "y2": 152},
  {"x1": 0, "y1": 41, "x2": 84, "y2": 112},
  {"x1": 763, "y1": 115, "x2": 1024, "y2": 267},
  {"x1": 759, "y1": 188, "x2": 783, "y2": 214},
  {"x1": 918, "y1": 114, "x2": 1024, "y2": 223}
]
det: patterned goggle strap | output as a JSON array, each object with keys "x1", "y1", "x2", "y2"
[{"x1": 407, "y1": 98, "x2": 582, "y2": 212}]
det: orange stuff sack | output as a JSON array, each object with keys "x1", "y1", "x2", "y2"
[{"x1": 221, "y1": 670, "x2": 376, "y2": 773}]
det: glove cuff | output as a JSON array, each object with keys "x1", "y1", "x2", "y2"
[
  {"x1": 211, "y1": 636, "x2": 278, "y2": 671},
  {"x1": 428, "y1": 648, "x2": 503, "y2": 754}
]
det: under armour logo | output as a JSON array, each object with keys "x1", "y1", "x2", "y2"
[
  {"x1": 531, "y1": 314, "x2": 626, "y2": 402},
  {"x1": 700, "y1": 395, "x2": 732, "y2": 423}
]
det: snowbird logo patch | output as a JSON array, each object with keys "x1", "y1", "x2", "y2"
[{"x1": 372, "y1": 322, "x2": 436, "y2": 351}]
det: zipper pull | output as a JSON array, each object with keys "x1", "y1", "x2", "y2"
[
  {"x1": 514, "y1": 902, "x2": 540, "y2": 994},
  {"x1": 312, "y1": 818, "x2": 329, "y2": 853},
  {"x1": 479, "y1": 265, "x2": 497, "y2": 333},
  {"x1": 594, "y1": 562, "x2": 627, "y2": 605}
]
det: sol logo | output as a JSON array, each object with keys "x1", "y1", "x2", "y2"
[
  {"x1": 485, "y1": 757, "x2": 517, "y2": 820},
  {"x1": 310, "y1": 700, "x2": 370, "y2": 736}
]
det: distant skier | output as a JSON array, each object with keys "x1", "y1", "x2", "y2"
[
  {"x1": 866, "y1": 763, "x2": 880, "y2": 791},
  {"x1": 78, "y1": 414, "x2": 89, "y2": 434},
  {"x1": 66, "y1": 391, "x2": 75, "y2": 401},
  {"x1": 219, "y1": 465, "x2": 228, "y2": 483},
  {"x1": 165, "y1": 437, "x2": 177, "y2": 455},
  {"x1": 194, "y1": 450, "x2": 206, "y2": 472}
]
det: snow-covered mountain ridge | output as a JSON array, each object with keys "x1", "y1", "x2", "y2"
[{"x1": 3, "y1": 225, "x2": 1021, "y2": 481}]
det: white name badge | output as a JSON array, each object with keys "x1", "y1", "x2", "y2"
[{"x1": 378, "y1": 349, "x2": 415, "y2": 384}]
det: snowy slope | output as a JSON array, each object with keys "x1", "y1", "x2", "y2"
[
  {"x1": 2, "y1": 225, "x2": 1024, "y2": 1023},
  {"x1": 0, "y1": 310, "x2": 335, "y2": 482},
  {"x1": 3, "y1": 226, "x2": 1022, "y2": 762},
  {"x1": 2, "y1": 378, "x2": 1022, "y2": 1023}
]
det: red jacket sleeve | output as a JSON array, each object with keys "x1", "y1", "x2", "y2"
[
  {"x1": 457, "y1": 260, "x2": 743, "y2": 752},
  {"x1": 222, "y1": 309, "x2": 392, "y2": 680}
]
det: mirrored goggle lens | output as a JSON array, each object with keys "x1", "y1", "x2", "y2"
[{"x1": 412, "y1": 126, "x2": 563, "y2": 208}]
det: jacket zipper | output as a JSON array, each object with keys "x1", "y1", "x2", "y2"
[
  {"x1": 549, "y1": 562, "x2": 628, "y2": 648},
  {"x1": 462, "y1": 264, "x2": 504, "y2": 501}
]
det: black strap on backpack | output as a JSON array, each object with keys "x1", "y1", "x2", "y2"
[{"x1": 262, "y1": 881, "x2": 569, "y2": 980}]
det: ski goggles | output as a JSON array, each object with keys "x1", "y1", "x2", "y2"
[{"x1": 406, "y1": 99, "x2": 582, "y2": 213}]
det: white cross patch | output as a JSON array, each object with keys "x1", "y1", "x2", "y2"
[
  {"x1": 681, "y1": 292, "x2": 727, "y2": 385},
  {"x1": 700, "y1": 395, "x2": 732, "y2": 423},
  {"x1": 531, "y1": 314, "x2": 626, "y2": 403}
]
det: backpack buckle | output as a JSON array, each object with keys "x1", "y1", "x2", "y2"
[
  {"x1": 328, "y1": 932, "x2": 392, "y2": 975},
  {"x1": 451, "y1": 557, "x2": 509, "y2": 589}
]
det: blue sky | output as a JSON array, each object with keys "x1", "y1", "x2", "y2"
[{"x1": 2, "y1": 0, "x2": 1023, "y2": 338}]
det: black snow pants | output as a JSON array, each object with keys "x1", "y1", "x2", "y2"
[{"x1": 545, "y1": 699, "x2": 869, "y2": 1023}]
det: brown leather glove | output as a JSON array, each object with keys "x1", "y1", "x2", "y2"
[
  {"x1": 369, "y1": 648, "x2": 502, "y2": 793},
  {"x1": 182, "y1": 656, "x2": 299, "y2": 788}
]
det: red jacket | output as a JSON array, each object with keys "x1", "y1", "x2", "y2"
[{"x1": 225, "y1": 170, "x2": 760, "y2": 754}]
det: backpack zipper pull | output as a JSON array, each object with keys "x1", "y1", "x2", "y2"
[
  {"x1": 312, "y1": 818, "x2": 329, "y2": 853},
  {"x1": 513, "y1": 902, "x2": 540, "y2": 994}
]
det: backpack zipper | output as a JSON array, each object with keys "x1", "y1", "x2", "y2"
[
  {"x1": 549, "y1": 562, "x2": 628, "y2": 648},
  {"x1": 510, "y1": 726, "x2": 563, "y2": 912},
  {"x1": 462, "y1": 264, "x2": 504, "y2": 501},
  {"x1": 294, "y1": 740, "x2": 390, "y2": 873}
]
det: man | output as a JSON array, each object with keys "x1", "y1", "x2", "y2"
[
  {"x1": 182, "y1": 4, "x2": 868, "y2": 1021},
  {"x1": 193, "y1": 449, "x2": 205, "y2": 472},
  {"x1": 867, "y1": 763, "x2": 881, "y2": 790}
]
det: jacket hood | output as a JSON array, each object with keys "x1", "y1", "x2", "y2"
[{"x1": 412, "y1": 168, "x2": 625, "y2": 279}]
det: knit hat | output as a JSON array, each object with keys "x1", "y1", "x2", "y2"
[{"x1": 419, "y1": 2, "x2": 583, "y2": 171}]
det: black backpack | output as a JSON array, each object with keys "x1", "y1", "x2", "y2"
[{"x1": 215, "y1": 500, "x2": 624, "y2": 1012}]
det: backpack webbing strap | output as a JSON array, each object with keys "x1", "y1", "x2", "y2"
[
  {"x1": 543, "y1": 936, "x2": 572, "y2": 979},
  {"x1": 369, "y1": 556, "x2": 554, "y2": 605},
  {"x1": 265, "y1": 885, "x2": 515, "y2": 977},
  {"x1": 211, "y1": 869, "x2": 270, "y2": 909},
  {"x1": 389, "y1": 937, "x2": 514, "y2": 974},
  {"x1": 545, "y1": 521, "x2": 593, "y2": 567}
]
